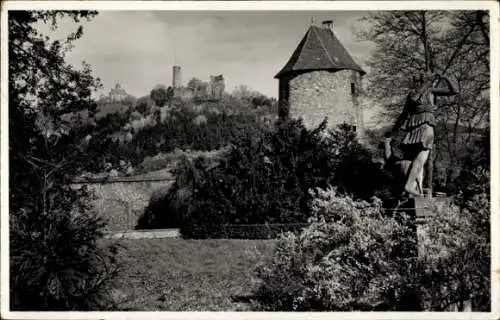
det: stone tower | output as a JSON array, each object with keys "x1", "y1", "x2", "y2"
[
  {"x1": 275, "y1": 20, "x2": 366, "y2": 135},
  {"x1": 209, "y1": 75, "x2": 225, "y2": 100},
  {"x1": 172, "y1": 65, "x2": 182, "y2": 88}
]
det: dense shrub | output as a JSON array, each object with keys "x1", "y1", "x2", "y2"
[
  {"x1": 415, "y1": 127, "x2": 490, "y2": 311},
  {"x1": 415, "y1": 189, "x2": 490, "y2": 311},
  {"x1": 252, "y1": 185, "x2": 490, "y2": 311},
  {"x1": 327, "y1": 125, "x2": 394, "y2": 200},
  {"x1": 10, "y1": 187, "x2": 120, "y2": 310},
  {"x1": 136, "y1": 186, "x2": 180, "y2": 230},
  {"x1": 251, "y1": 187, "x2": 413, "y2": 311},
  {"x1": 442, "y1": 127, "x2": 490, "y2": 310},
  {"x1": 137, "y1": 118, "x2": 392, "y2": 238},
  {"x1": 139, "y1": 119, "x2": 331, "y2": 237}
]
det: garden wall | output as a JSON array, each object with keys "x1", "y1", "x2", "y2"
[
  {"x1": 221, "y1": 223, "x2": 309, "y2": 239},
  {"x1": 71, "y1": 175, "x2": 175, "y2": 231}
]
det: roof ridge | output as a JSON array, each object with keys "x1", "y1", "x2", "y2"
[
  {"x1": 295, "y1": 26, "x2": 315, "y2": 71},
  {"x1": 312, "y1": 26, "x2": 336, "y2": 68},
  {"x1": 274, "y1": 24, "x2": 366, "y2": 78}
]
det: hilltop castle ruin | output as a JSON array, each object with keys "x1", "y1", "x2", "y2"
[
  {"x1": 98, "y1": 83, "x2": 130, "y2": 103},
  {"x1": 275, "y1": 20, "x2": 365, "y2": 135},
  {"x1": 172, "y1": 65, "x2": 225, "y2": 101}
]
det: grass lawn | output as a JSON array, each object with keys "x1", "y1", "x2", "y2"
[{"x1": 110, "y1": 238, "x2": 277, "y2": 311}]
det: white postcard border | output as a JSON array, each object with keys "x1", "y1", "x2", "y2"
[{"x1": 1, "y1": 1, "x2": 498, "y2": 319}]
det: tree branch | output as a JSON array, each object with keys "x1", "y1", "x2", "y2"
[
  {"x1": 476, "y1": 12, "x2": 489, "y2": 46},
  {"x1": 441, "y1": 23, "x2": 479, "y2": 75}
]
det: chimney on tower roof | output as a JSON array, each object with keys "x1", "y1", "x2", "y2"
[{"x1": 322, "y1": 20, "x2": 334, "y2": 31}]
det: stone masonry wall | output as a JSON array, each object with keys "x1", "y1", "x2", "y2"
[
  {"x1": 72, "y1": 178, "x2": 174, "y2": 232},
  {"x1": 286, "y1": 70, "x2": 363, "y2": 131}
]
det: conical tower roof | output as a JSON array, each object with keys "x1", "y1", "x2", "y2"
[{"x1": 275, "y1": 24, "x2": 365, "y2": 78}]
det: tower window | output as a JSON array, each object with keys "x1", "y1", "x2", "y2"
[{"x1": 351, "y1": 82, "x2": 356, "y2": 95}]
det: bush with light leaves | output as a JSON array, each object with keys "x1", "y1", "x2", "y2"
[
  {"x1": 252, "y1": 187, "x2": 415, "y2": 311},
  {"x1": 252, "y1": 183, "x2": 490, "y2": 311}
]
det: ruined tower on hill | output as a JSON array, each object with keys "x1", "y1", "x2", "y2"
[
  {"x1": 208, "y1": 75, "x2": 225, "y2": 100},
  {"x1": 275, "y1": 20, "x2": 366, "y2": 136},
  {"x1": 172, "y1": 65, "x2": 182, "y2": 88}
]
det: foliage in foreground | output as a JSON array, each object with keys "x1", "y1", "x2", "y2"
[
  {"x1": 417, "y1": 187, "x2": 489, "y2": 311},
  {"x1": 9, "y1": 10, "x2": 119, "y2": 310},
  {"x1": 251, "y1": 188, "x2": 412, "y2": 311},
  {"x1": 252, "y1": 185, "x2": 490, "y2": 311},
  {"x1": 10, "y1": 193, "x2": 120, "y2": 310},
  {"x1": 443, "y1": 128, "x2": 490, "y2": 310}
]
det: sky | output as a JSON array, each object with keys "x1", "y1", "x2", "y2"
[{"x1": 37, "y1": 10, "x2": 376, "y2": 100}]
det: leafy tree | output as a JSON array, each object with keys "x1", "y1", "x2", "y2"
[
  {"x1": 166, "y1": 86, "x2": 174, "y2": 102},
  {"x1": 150, "y1": 84, "x2": 168, "y2": 107},
  {"x1": 187, "y1": 77, "x2": 203, "y2": 91},
  {"x1": 122, "y1": 94, "x2": 137, "y2": 107},
  {"x1": 9, "y1": 10, "x2": 118, "y2": 310},
  {"x1": 134, "y1": 95, "x2": 150, "y2": 114},
  {"x1": 356, "y1": 10, "x2": 489, "y2": 188},
  {"x1": 251, "y1": 95, "x2": 273, "y2": 108},
  {"x1": 187, "y1": 77, "x2": 208, "y2": 99},
  {"x1": 232, "y1": 84, "x2": 252, "y2": 100}
]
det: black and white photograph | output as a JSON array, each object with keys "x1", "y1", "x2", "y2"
[{"x1": 1, "y1": 1, "x2": 498, "y2": 318}]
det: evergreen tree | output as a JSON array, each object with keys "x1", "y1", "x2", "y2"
[{"x1": 9, "y1": 10, "x2": 118, "y2": 310}]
